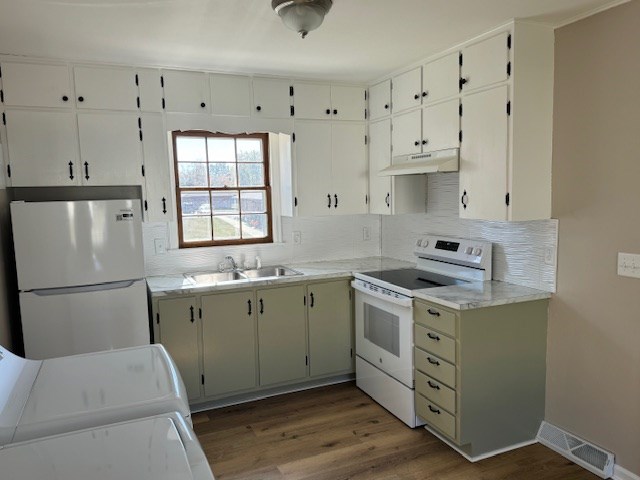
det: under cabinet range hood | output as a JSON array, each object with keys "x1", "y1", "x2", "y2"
[{"x1": 379, "y1": 148, "x2": 459, "y2": 176}]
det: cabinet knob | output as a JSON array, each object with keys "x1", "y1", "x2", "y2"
[
  {"x1": 384, "y1": 104, "x2": 389, "y2": 110},
  {"x1": 326, "y1": 109, "x2": 331, "y2": 115},
  {"x1": 333, "y1": 109, "x2": 338, "y2": 115},
  {"x1": 461, "y1": 190, "x2": 468, "y2": 210},
  {"x1": 200, "y1": 102, "x2": 206, "y2": 108},
  {"x1": 459, "y1": 77, "x2": 469, "y2": 90},
  {"x1": 422, "y1": 139, "x2": 428, "y2": 145},
  {"x1": 414, "y1": 94, "x2": 420, "y2": 100},
  {"x1": 422, "y1": 91, "x2": 428, "y2": 97},
  {"x1": 256, "y1": 105, "x2": 262, "y2": 112},
  {"x1": 78, "y1": 96, "x2": 84, "y2": 102},
  {"x1": 414, "y1": 141, "x2": 420, "y2": 146},
  {"x1": 62, "y1": 95, "x2": 69, "y2": 102}
]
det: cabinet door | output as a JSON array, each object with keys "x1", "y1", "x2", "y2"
[
  {"x1": 369, "y1": 79, "x2": 391, "y2": 120},
  {"x1": 293, "y1": 83, "x2": 331, "y2": 120},
  {"x1": 210, "y1": 74, "x2": 251, "y2": 116},
  {"x1": 368, "y1": 119, "x2": 391, "y2": 215},
  {"x1": 157, "y1": 297, "x2": 200, "y2": 401},
  {"x1": 252, "y1": 77, "x2": 292, "y2": 119},
  {"x1": 459, "y1": 85, "x2": 508, "y2": 220},
  {"x1": 1, "y1": 62, "x2": 72, "y2": 108},
  {"x1": 257, "y1": 285, "x2": 307, "y2": 386},
  {"x1": 77, "y1": 112, "x2": 144, "y2": 186},
  {"x1": 74, "y1": 66, "x2": 138, "y2": 111},
  {"x1": 137, "y1": 68, "x2": 164, "y2": 113},
  {"x1": 332, "y1": 123, "x2": 368, "y2": 215},
  {"x1": 294, "y1": 121, "x2": 332, "y2": 216},
  {"x1": 392, "y1": 67, "x2": 422, "y2": 114},
  {"x1": 392, "y1": 109, "x2": 422, "y2": 157},
  {"x1": 461, "y1": 32, "x2": 510, "y2": 92},
  {"x1": 202, "y1": 291, "x2": 257, "y2": 397},
  {"x1": 422, "y1": 99, "x2": 460, "y2": 152},
  {"x1": 423, "y1": 52, "x2": 460, "y2": 103},
  {"x1": 141, "y1": 113, "x2": 174, "y2": 221},
  {"x1": 5, "y1": 110, "x2": 79, "y2": 186},
  {"x1": 308, "y1": 280, "x2": 353, "y2": 377},
  {"x1": 331, "y1": 85, "x2": 365, "y2": 121},
  {"x1": 162, "y1": 70, "x2": 210, "y2": 113}
]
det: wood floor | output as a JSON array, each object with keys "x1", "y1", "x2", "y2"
[{"x1": 192, "y1": 382, "x2": 598, "y2": 480}]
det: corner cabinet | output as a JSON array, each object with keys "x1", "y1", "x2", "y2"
[{"x1": 413, "y1": 298, "x2": 548, "y2": 458}]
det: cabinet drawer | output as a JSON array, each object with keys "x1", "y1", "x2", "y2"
[
  {"x1": 416, "y1": 393, "x2": 456, "y2": 440},
  {"x1": 415, "y1": 371, "x2": 456, "y2": 414},
  {"x1": 415, "y1": 324, "x2": 456, "y2": 364},
  {"x1": 415, "y1": 302, "x2": 456, "y2": 337},
  {"x1": 414, "y1": 349, "x2": 456, "y2": 388}
]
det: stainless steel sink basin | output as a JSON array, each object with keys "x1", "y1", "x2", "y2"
[
  {"x1": 189, "y1": 271, "x2": 248, "y2": 285},
  {"x1": 242, "y1": 266, "x2": 302, "y2": 279}
]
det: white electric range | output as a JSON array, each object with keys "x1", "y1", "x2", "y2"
[{"x1": 351, "y1": 235, "x2": 492, "y2": 427}]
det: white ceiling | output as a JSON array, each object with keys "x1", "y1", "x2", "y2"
[{"x1": 0, "y1": 0, "x2": 625, "y2": 82}]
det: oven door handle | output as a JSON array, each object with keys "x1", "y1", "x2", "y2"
[{"x1": 351, "y1": 281, "x2": 413, "y2": 308}]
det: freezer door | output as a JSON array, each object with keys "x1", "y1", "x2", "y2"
[
  {"x1": 11, "y1": 200, "x2": 144, "y2": 290},
  {"x1": 19, "y1": 280, "x2": 150, "y2": 360}
]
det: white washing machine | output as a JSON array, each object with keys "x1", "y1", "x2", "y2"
[
  {"x1": 0, "y1": 344, "x2": 191, "y2": 445},
  {"x1": 0, "y1": 412, "x2": 214, "y2": 480}
]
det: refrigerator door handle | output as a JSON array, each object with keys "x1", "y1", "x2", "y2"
[{"x1": 28, "y1": 280, "x2": 142, "y2": 296}]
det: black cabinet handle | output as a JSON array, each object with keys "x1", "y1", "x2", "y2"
[
  {"x1": 333, "y1": 109, "x2": 338, "y2": 115},
  {"x1": 68, "y1": 161, "x2": 74, "y2": 180},
  {"x1": 62, "y1": 95, "x2": 69, "y2": 102},
  {"x1": 84, "y1": 162, "x2": 90, "y2": 180},
  {"x1": 427, "y1": 332, "x2": 440, "y2": 341},
  {"x1": 414, "y1": 141, "x2": 420, "y2": 146},
  {"x1": 427, "y1": 380, "x2": 441, "y2": 390},
  {"x1": 189, "y1": 305, "x2": 195, "y2": 323},
  {"x1": 334, "y1": 194, "x2": 338, "y2": 208},
  {"x1": 256, "y1": 105, "x2": 262, "y2": 111},
  {"x1": 259, "y1": 298, "x2": 264, "y2": 314},
  {"x1": 428, "y1": 405, "x2": 441, "y2": 415},
  {"x1": 161, "y1": 197, "x2": 167, "y2": 214},
  {"x1": 327, "y1": 194, "x2": 332, "y2": 209},
  {"x1": 78, "y1": 96, "x2": 84, "y2": 102},
  {"x1": 384, "y1": 104, "x2": 389, "y2": 110},
  {"x1": 461, "y1": 190, "x2": 468, "y2": 210},
  {"x1": 247, "y1": 299, "x2": 252, "y2": 316},
  {"x1": 200, "y1": 102, "x2": 206, "y2": 108},
  {"x1": 459, "y1": 77, "x2": 468, "y2": 90},
  {"x1": 427, "y1": 308, "x2": 440, "y2": 317},
  {"x1": 385, "y1": 193, "x2": 390, "y2": 208},
  {"x1": 422, "y1": 139, "x2": 428, "y2": 145},
  {"x1": 310, "y1": 292, "x2": 314, "y2": 308},
  {"x1": 427, "y1": 357, "x2": 440, "y2": 366},
  {"x1": 326, "y1": 109, "x2": 331, "y2": 115},
  {"x1": 414, "y1": 94, "x2": 420, "y2": 100},
  {"x1": 422, "y1": 91, "x2": 428, "y2": 97}
]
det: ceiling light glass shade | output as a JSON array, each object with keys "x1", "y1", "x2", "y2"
[{"x1": 272, "y1": 0, "x2": 333, "y2": 39}]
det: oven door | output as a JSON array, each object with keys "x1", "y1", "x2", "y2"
[{"x1": 353, "y1": 283, "x2": 414, "y2": 388}]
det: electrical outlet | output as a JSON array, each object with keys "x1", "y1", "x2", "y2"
[
  {"x1": 544, "y1": 246, "x2": 556, "y2": 266},
  {"x1": 154, "y1": 238, "x2": 166, "y2": 255},
  {"x1": 618, "y1": 252, "x2": 640, "y2": 279},
  {"x1": 293, "y1": 231, "x2": 302, "y2": 245},
  {"x1": 363, "y1": 226, "x2": 370, "y2": 241}
]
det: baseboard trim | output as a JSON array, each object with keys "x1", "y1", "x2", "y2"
[{"x1": 614, "y1": 465, "x2": 640, "y2": 480}]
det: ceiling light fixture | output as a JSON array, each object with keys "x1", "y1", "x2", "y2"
[{"x1": 272, "y1": 0, "x2": 333, "y2": 39}]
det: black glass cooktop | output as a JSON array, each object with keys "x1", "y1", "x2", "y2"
[{"x1": 359, "y1": 268, "x2": 468, "y2": 291}]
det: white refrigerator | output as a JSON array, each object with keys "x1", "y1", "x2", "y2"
[{"x1": 11, "y1": 199, "x2": 149, "y2": 360}]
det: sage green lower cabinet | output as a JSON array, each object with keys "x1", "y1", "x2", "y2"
[
  {"x1": 307, "y1": 280, "x2": 354, "y2": 377},
  {"x1": 414, "y1": 298, "x2": 548, "y2": 458},
  {"x1": 157, "y1": 296, "x2": 201, "y2": 401},
  {"x1": 257, "y1": 285, "x2": 308, "y2": 386},
  {"x1": 201, "y1": 290, "x2": 257, "y2": 397}
]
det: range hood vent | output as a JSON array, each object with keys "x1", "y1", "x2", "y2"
[{"x1": 379, "y1": 148, "x2": 459, "y2": 176}]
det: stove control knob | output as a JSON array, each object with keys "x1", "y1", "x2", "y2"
[
  {"x1": 422, "y1": 239, "x2": 429, "y2": 248},
  {"x1": 416, "y1": 239, "x2": 423, "y2": 247},
  {"x1": 465, "y1": 246, "x2": 473, "y2": 255},
  {"x1": 473, "y1": 247, "x2": 482, "y2": 256}
]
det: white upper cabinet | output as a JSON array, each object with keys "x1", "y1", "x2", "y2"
[
  {"x1": 5, "y1": 110, "x2": 79, "y2": 186},
  {"x1": 77, "y1": 112, "x2": 144, "y2": 186},
  {"x1": 73, "y1": 66, "x2": 139, "y2": 111},
  {"x1": 162, "y1": 70, "x2": 210, "y2": 114},
  {"x1": 423, "y1": 52, "x2": 460, "y2": 104},
  {"x1": 210, "y1": 74, "x2": 251, "y2": 116},
  {"x1": 392, "y1": 109, "x2": 422, "y2": 157},
  {"x1": 422, "y1": 99, "x2": 460, "y2": 152},
  {"x1": 141, "y1": 113, "x2": 173, "y2": 222},
  {"x1": 293, "y1": 83, "x2": 365, "y2": 121},
  {"x1": 1, "y1": 62, "x2": 72, "y2": 108},
  {"x1": 392, "y1": 67, "x2": 422, "y2": 114},
  {"x1": 331, "y1": 123, "x2": 367, "y2": 215},
  {"x1": 252, "y1": 77, "x2": 292, "y2": 119},
  {"x1": 294, "y1": 121, "x2": 332, "y2": 217},
  {"x1": 136, "y1": 68, "x2": 164, "y2": 113},
  {"x1": 369, "y1": 79, "x2": 391, "y2": 120},
  {"x1": 461, "y1": 32, "x2": 510, "y2": 93},
  {"x1": 330, "y1": 85, "x2": 366, "y2": 121}
]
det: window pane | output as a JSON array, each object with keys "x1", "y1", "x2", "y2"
[
  {"x1": 178, "y1": 163, "x2": 208, "y2": 187},
  {"x1": 237, "y1": 139, "x2": 263, "y2": 163},
  {"x1": 238, "y1": 163, "x2": 265, "y2": 187},
  {"x1": 241, "y1": 214, "x2": 268, "y2": 239},
  {"x1": 181, "y1": 191, "x2": 211, "y2": 215},
  {"x1": 212, "y1": 191, "x2": 239, "y2": 214},
  {"x1": 213, "y1": 215, "x2": 240, "y2": 240},
  {"x1": 207, "y1": 138, "x2": 236, "y2": 163},
  {"x1": 182, "y1": 216, "x2": 212, "y2": 243},
  {"x1": 176, "y1": 137, "x2": 207, "y2": 162},
  {"x1": 208, "y1": 163, "x2": 237, "y2": 188},
  {"x1": 240, "y1": 191, "x2": 267, "y2": 213}
]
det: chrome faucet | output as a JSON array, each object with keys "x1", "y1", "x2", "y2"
[{"x1": 225, "y1": 255, "x2": 238, "y2": 271}]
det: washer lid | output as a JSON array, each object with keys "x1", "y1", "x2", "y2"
[{"x1": 0, "y1": 416, "x2": 198, "y2": 480}]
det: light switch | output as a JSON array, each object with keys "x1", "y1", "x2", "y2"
[{"x1": 617, "y1": 252, "x2": 640, "y2": 279}]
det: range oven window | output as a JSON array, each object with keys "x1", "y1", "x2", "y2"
[{"x1": 364, "y1": 304, "x2": 400, "y2": 357}]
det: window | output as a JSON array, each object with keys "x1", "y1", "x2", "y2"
[{"x1": 172, "y1": 131, "x2": 273, "y2": 247}]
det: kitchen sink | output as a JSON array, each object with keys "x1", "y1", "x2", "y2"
[
  {"x1": 241, "y1": 266, "x2": 303, "y2": 280},
  {"x1": 189, "y1": 271, "x2": 248, "y2": 285}
]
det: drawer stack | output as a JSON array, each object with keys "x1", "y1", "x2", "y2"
[{"x1": 414, "y1": 300, "x2": 458, "y2": 442}]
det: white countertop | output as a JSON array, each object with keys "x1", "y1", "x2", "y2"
[{"x1": 146, "y1": 257, "x2": 551, "y2": 309}]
